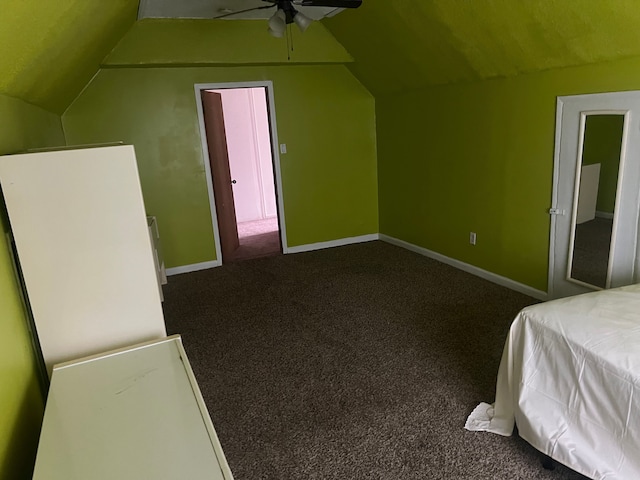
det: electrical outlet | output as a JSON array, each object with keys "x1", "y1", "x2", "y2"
[{"x1": 469, "y1": 232, "x2": 477, "y2": 245}]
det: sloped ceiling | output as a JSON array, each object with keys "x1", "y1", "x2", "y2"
[
  {"x1": 5, "y1": 0, "x2": 640, "y2": 112},
  {"x1": 0, "y1": 0, "x2": 138, "y2": 114},
  {"x1": 322, "y1": 0, "x2": 640, "y2": 95}
]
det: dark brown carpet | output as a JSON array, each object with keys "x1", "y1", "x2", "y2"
[
  {"x1": 162, "y1": 241, "x2": 589, "y2": 480},
  {"x1": 230, "y1": 230, "x2": 281, "y2": 262}
]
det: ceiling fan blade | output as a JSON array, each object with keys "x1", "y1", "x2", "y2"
[
  {"x1": 212, "y1": 4, "x2": 275, "y2": 20},
  {"x1": 298, "y1": 0, "x2": 362, "y2": 8}
]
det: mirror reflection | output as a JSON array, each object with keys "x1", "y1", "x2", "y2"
[{"x1": 570, "y1": 114, "x2": 624, "y2": 288}]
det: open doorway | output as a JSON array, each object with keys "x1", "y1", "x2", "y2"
[{"x1": 196, "y1": 82, "x2": 288, "y2": 264}]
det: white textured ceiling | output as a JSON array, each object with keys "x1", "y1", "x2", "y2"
[{"x1": 138, "y1": 0, "x2": 343, "y2": 21}]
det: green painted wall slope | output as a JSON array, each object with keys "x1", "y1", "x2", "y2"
[
  {"x1": 0, "y1": 94, "x2": 64, "y2": 480},
  {"x1": 324, "y1": 0, "x2": 640, "y2": 96},
  {"x1": 377, "y1": 56, "x2": 640, "y2": 292},
  {"x1": 104, "y1": 19, "x2": 352, "y2": 66},
  {"x1": 63, "y1": 21, "x2": 377, "y2": 268},
  {"x1": 0, "y1": 0, "x2": 137, "y2": 113}
]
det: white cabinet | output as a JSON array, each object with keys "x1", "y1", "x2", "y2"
[
  {"x1": 32, "y1": 335, "x2": 234, "y2": 480},
  {"x1": 147, "y1": 215, "x2": 167, "y2": 301},
  {"x1": 0, "y1": 145, "x2": 166, "y2": 375}
]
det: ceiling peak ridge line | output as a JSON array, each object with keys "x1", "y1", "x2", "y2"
[{"x1": 98, "y1": 60, "x2": 354, "y2": 69}]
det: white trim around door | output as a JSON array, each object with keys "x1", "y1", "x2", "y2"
[
  {"x1": 194, "y1": 81, "x2": 289, "y2": 264},
  {"x1": 548, "y1": 91, "x2": 640, "y2": 299}
]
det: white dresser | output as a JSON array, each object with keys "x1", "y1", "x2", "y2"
[
  {"x1": 0, "y1": 145, "x2": 166, "y2": 375},
  {"x1": 32, "y1": 336, "x2": 234, "y2": 480}
]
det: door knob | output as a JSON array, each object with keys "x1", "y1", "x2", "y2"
[{"x1": 231, "y1": 180, "x2": 237, "y2": 185}]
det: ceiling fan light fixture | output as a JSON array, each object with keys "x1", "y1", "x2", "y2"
[
  {"x1": 293, "y1": 11, "x2": 313, "y2": 33},
  {"x1": 268, "y1": 9, "x2": 287, "y2": 38},
  {"x1": 267, "y1": 26, "x2": 285, "y2": 38}
]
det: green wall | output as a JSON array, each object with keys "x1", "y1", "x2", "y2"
[
  {"x1": 63, "y1": 65, "x2": 377, "y2": 268},
  {"x1": 0, "y1": 94, "x2": 64, "y2": 480},
  {"x1": 62, "y1": 21, "x2": 378, "y2": 269},
  {"x1": 62, "y1": 20, "x2": 377, "y2": 269},
  {"x1": 581, "y1": 115, "x2": 624, "y2": 214},
  {"x1": 377, "y1": 55, "x2": 640, "y2": 292},
  {"x1": 104, "y1": 19, "x2": 353, "y2": 66}
]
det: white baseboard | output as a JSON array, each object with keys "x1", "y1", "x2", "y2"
[
  {"x1": 166, "y1": 260, "x2": 220, "y2": 276},
  {"x1": 595, "y1": 211, "x2": 614, "y2": 220},
  {"x1": 286, "y1": 234, "x2": 379, "y2": 254},
  {"x1": 379, "y1": 234, "x2": 547, "y2": 301},
  {"x1": 166, "y1": 235, "x2": 548, "y2": 301},
  {"x1": 166, "y1": 235, "x2": 378, "y2": 274}
]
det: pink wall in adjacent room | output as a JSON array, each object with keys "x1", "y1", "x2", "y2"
[{"x1": 216, "y1": 88, "x2": 277, "y2": 224}]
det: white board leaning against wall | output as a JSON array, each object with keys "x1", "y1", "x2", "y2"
[{"x1": 0, "y1": 145, "x2": 166, "y2": 375}]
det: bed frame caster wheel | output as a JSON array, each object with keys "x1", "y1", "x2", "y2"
[{"x1": 541, "y1": 455, "x2": 555, "y2": 470}]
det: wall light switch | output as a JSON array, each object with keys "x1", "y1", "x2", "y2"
[
  {"x1": 280, "y1": 144, "x2": 287, "y2": 154},
  {"x1": 470, "y1": 232, "x2": 477, "y2": 245}
]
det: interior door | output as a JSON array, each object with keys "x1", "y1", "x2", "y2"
[
  {"x1": 549, "y1": 91, "x2": 640, "y2": 299},
  {"x1": 201, "y1": 91, "x2": 239, "y2": 262}
]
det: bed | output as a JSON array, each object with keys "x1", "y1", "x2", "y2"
[{"x1": 465, "y1": 283, "x2": 640, "y2": 479}]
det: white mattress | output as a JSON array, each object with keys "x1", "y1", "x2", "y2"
[{"x1": 466, "y1": 283, "x2": 640, "y2": 480}]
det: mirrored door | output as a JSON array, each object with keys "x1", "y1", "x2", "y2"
[
  {"x1": 549, "y1": 91, "x2": 640, "y2": 299},
  {"x1": 568, "y1": 114, "x2": 623, "y2": 289}
]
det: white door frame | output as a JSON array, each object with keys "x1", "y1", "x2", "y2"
[
  {"x1": 194, "y1": 81, "x2": 289, "y2": 265},
  {"x1": 548, "y1": 90, "x2": 640, "y2": 298}
]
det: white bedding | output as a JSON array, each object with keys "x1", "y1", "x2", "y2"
[{"x1": 466, "y1": 283, "x2": 640, "y2": 480}]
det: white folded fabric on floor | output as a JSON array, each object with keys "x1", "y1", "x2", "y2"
[{"x1": 464, "y1": 402, "x2": 498, "y2": 433}]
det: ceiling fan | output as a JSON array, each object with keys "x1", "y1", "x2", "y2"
[{"x1": 215, "y1": 0, "x2": 362, "y2": 37}]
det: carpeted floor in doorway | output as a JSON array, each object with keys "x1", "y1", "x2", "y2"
[
  {"x1": 231, "y1": 217, "x2": 281, "y2": 261},
  {"x1": 162, "y1": 241, "x2": 589, "y2": 480}
]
